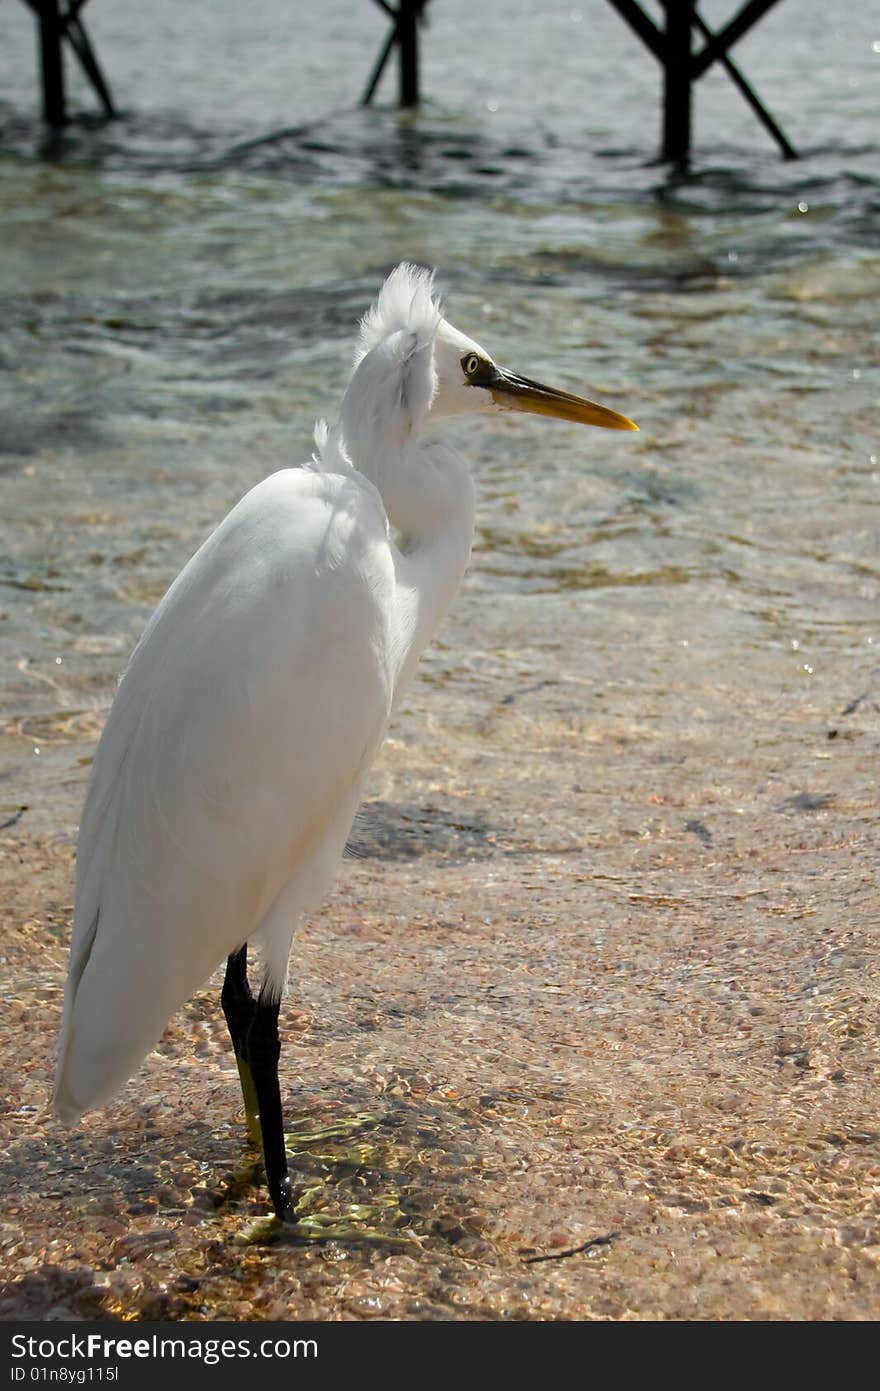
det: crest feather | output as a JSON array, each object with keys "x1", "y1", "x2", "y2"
[{"x1": 354, "y1": 263, "x2": 442, "y2": 368}]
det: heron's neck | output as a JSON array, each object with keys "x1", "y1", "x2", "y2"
[
  {"x1": 339, "y1": 392, "x2": 472, "y2": 539},
  {"x1": 385, "y1": 440, "x2": 474, "y2": 700},
  {"x1": 339, "y1": 411, "x2": 475, "y2": 694}
]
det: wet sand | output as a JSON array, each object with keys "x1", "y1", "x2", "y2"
[{"x1": 1, "y1": 625, "x2": 877, "y2": 1321}]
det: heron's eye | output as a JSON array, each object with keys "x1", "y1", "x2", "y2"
[{"x1": 462, "y1": 353, "x2": 485, "y2": 380}]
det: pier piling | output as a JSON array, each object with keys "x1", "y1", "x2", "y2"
[
  {"x1": 36, "y1": 0, "x2": 66, "y2": 126},
  {"x1": 13, "y1": 0, "x2": 798, "y2": 162},
  {"x1": 607, "y1": 0, "x2": 796, "y2": 162},
  {"x1": 23, "y1": 0, "x2": 116, "y2": 127},
  {"x1": 662, "y1": 0, "x2": 694, "y2": 163},
  {"x1": 362, "y1": 0, "x2": 426, "y2": 108}
]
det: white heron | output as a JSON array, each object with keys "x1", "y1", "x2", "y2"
[{"x1": 53, "y1": 263, "x2": 637, "y2": 1222}]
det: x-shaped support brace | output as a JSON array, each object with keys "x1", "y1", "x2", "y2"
[{"x1": 606, "y1": 0, "x2": 796, "y2": 161}]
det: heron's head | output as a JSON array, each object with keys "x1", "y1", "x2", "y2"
[
  {"x1": 346, "y1": 263, "x2": 637, "y2": 454},
  {"x1": 429, "y1": 318, "x2": 638, "y2": 431}
]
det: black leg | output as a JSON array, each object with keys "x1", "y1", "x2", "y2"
[
  {"x1": 221, "y1": 947, "x2": 260, "y2": 1140},
  {"x1": 249, "y1": 989, "x2": 294, "y2": 1223},
  {"x1": 222, "y1": 946, "x2": 255, "y2": 1049},
  {"x1": 221, "y1": 946, "x2": 294, "y2": 1223}
]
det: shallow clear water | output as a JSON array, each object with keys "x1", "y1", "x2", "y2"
[{"x1": 0, "y1": 0, "x2": 877, "y2": 832}]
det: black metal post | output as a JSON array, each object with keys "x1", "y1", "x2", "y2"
[
  {"x1": 662, "y1": 0, "x2": 693, "y2": 163},
  {"x1": 690, "y1": 6, "x2": 796, "y2": 158},
  {"x1": 361, "y1": 26, "x2": 396, "y2": 106},
  {"x1": 64, "y1": 11, "x2": 117, "y2": 117},
  {"x1": 397, "y1": 0, "x2": 420, "y2": 107},
  {"x1": 37, "y1": 0, "x2": 66, "y2": 126}
]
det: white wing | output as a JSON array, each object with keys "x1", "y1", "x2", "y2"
[{"x1": 55, "y1": 467, "x2": 396, "y2": 1119}]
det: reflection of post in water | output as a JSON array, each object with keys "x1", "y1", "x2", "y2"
[
  {"x1": 24, "y1": 0, "x2": 117, "y2": 127},
  {"x1": 605, "y1": 0, "x2": 797, "y2": 163}
]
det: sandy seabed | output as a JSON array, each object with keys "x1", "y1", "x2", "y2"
[{"x1": 1, "y1": 615, "x2": 878, "y2": 1323}]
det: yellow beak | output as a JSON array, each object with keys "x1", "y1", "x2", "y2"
[{"x1": 489, "y1": 369, "x2": 638, "y2": 431}]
